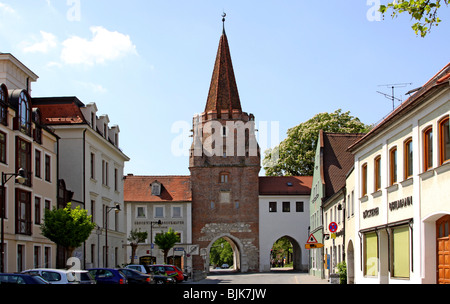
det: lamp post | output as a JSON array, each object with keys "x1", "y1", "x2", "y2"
[
  {"x1": 150, "y1": 220, "x2": 162, "y2": 264},
  {"x1": 104, "y1": 204, "x2": 120, "y2": 268},
  {"x1": 1, "y1": 168, "x2": 27, "y2": 273}
]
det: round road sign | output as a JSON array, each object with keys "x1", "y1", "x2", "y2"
[{"x1": 329, "y1": 222, "x2": 338, "y2": 233}]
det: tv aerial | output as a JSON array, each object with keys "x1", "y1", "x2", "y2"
[{"x1": 377, "y1": 83, "x2": 412, "y2": 111}]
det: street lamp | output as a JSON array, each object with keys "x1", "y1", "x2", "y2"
[
  {"x1": 1, "y1": 168, "x2": 27, "y2": 273},
  {"x1": 104, "y1": 203, "x2": 120, "y2": 268},
  {"x1": 150, "y1": 220, "x2": 162, "y2": 264}
]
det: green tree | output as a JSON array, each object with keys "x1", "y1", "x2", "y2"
[
  {"x1": 271, "y1": 237, "x2": 293, "y2": 268},
  {"x1": 154, "y1": 228, "x2": 180, "y2": 264},
  {"x1": 380, "y1": 0, "x2": 448, "y2": 37},
  {"x1": 263, "y1": 109, "x2": 371, "y2": 176},
  {"x1": 40, "y1": 203, "x2": 96, "y2": 259},
  {"x1": 209, "y1": 238, "x2": 233, "y2": 268},
  {"x1": 128, "y1": 229, "x2": 148, "y2": 264}
]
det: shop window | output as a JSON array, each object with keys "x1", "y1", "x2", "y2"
[
  {"x1": 361, "y1": 163, "x2": 368, "y2": 197},
  {"x1": 404, "y1": 138, "x2": 413, "y2": 179},
  {"x1": 389, "y1": 147, "x2": 397, "y2": 185},
  {"x1": 364, "y1": 232, "x2": 378, "y2": 277},
  {"x1": 392, "y1": 226, "x2": 410, "y2": 279},
  {"x1": 374, "y1": 156, "x2": 381, "y2": 191},
  {"x1": 439, "y1": 116, "x2": 449, "y2": 165},
  {"x1": 423, "y1": 126, "x2": 433, "y2": 171}
]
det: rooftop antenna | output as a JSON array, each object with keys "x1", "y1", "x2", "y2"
[{"x1": 377, "y1": 83, "x2": 412, "y2": 111}]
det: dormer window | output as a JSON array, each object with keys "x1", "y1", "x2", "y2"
[
  {"x1": 151, "y1": 181, "x2": 161, "y2": 196},
  {"x1": 18, "y1": 90, "x2": 32, "y2": 136},
  {"x1": 0, "y1": 84, "x2": 8, "y2": 126}
]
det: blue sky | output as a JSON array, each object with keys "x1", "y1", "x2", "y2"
[{"x1": 0, "y1": 0, "x2": 449, "y2": 176}]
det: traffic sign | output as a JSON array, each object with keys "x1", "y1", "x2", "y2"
[
  {"x1": 329, "y1": 222, "x2": 338, "y2": 233},
  {"x1": 307, "y1": 233, "x2": 318, "y2": 244},
  {"x1": 305, "y1": 243, "x2": 324, "y2": 249}
]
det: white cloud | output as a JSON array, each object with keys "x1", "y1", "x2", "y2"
[
  {"x1": 61, "y1": 26, "x2": 137, "y2": 66},
  {"x1": 0, "y1": 2, "x2": 16, "y2": 14},
  {"x1": 22, "y1": 31, "x2": 58, "y2": 54},
  {"x1": 77, "y1": 81, "x2": 107, "y2": 93}
]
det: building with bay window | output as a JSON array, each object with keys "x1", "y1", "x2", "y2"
[
  {"x1": 348, "y1": 63, "x2": 450, "y2": 284},
  {"x1": 0, "y1": 53, "x2": 59, "y2": 272},
  {"x1": 33, "y1": 97, "x2": 129, "y2": 268}
]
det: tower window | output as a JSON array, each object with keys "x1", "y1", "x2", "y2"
[{"x1": 220, "y1": 172, "x2": 229, "y2": 183}]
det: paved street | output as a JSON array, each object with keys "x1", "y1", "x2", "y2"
[{"x1": 186, "y1": 269, "x2": 328, "y2": 284}]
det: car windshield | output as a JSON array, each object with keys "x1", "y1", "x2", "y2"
[{"x1": 41, "y1": 271, "x2": 62, "y2": 282}]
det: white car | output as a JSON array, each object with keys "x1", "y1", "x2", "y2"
[{"x1": 22, "y1": 268, "x2": 82, "y2": 284}]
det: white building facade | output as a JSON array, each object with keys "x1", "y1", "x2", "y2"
[
  {"x1": 348, "y1": 63, "x2": 450, "y2": 284},
  {"x1": 34, "y1": 97, "x2": 129, "y2": 268},
  {"x1": 258, "y1": 176, "x2": 311, "y2": 272}
]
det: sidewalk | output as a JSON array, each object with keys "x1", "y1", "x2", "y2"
[{"x1": 294, "y1": 273, "x2": 329, "y2": 284}]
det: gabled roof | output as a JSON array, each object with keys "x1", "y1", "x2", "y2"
[
  {"x1": 32, "y1": 97, "x2": 87, "y2": 125},
  {"x1": 124, "y1": 175, "x2": 192, "y2": 203},
  {"x1": 259, "y1": 176, "x2": 312, "y2": 196},
  {"x1": 348, "y1": 62, "x2": 450, "y2": 152},
  {"x1": 321, "y1": 131, "x2": 365, "y2": 198},
  {"x1": 204, "y1": 30, "x2": 242, "y2": 116}
]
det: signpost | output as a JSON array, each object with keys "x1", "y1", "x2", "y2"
[{"x1": 305, "y1": 233, "x2": 323, "y2": 249}]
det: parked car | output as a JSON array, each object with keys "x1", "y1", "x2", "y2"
[
  {"x1": 22, "y1": 269, "x2": 81, "y2": 284},
  {"x1": 0, "y1": 273, "x2": 50, "y2": 285},
  {"x1": 88, "y1": 268, "x2": 127, "y2": 284},
  {"x1": 124, "y1": 264, "x2": 175, "y2": 284},
  {"x1": 73, "y1": 270, "x2": 96, "y2": 284},
  {"x1": 149, "y1": 264, "x2": 185, "y2": 283},
  {"x1": 119, "y1": 268, "x2": 154, "y2": 284},
  {"x1": 125, "y1": 264, "x2": 151, "y2": 274}
]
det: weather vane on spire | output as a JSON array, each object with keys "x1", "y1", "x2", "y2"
[{"x1": 222, "y1": 12, "x2": 226, "y2": 33}]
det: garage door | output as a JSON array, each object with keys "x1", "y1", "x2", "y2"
[{"x1": 437, "y1": 215, "x2": 450, "y2": 284}]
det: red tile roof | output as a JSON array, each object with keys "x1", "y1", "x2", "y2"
[
  {"x1": 259, "y1": 176, "x2": 312, "y2": 195},
  {"x1": 32, "y1": 97, "x2": 87, "y2": 125},
  {"x1": 124, "y1": 175, "x2": 192, "y2": 202},
  {"x1": 322, "y1": 132, "x2": 365, "y2": 198},
  {"x1": 205, "y1": 31, "x2": 242, "y2": 116}
]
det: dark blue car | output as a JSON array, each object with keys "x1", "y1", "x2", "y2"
[
  {"x1": 87, "y1": 268, "x2": 127, "y2": 284},
  {"x1": 0, "y1": 273, "x2": 49, "y2": 285}
]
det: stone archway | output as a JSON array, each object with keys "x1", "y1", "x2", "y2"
[
  {"x1": 270, "y1": 236, "x2": 303, "y2": 271},
  {"x1": 205, "y1": 234, "x2": 244, "y2": 273}
]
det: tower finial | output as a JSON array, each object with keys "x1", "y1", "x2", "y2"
[{"x1": 222, "y1": 12, "x2": 226, "y2": 34}]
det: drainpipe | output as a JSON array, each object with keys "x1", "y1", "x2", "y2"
[{"x1": 82, "y1": 128, "x2": 87, "y2": 268}]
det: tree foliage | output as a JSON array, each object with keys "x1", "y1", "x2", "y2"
[
  {"x1": 380, "y1": 0, "x2": 448, "y2": 37},
  {"x1": 128, "y1": 229, "x2": 148, "y2": 264},
  {"x1": 154, "y1": 228, "x2": 180, "y2": 264},
  {"x1": 40, "y1": 203, "x2": 96, "y2": 258},
  {"x1": 209, "y1": 238, "x2": 234, "y2": 267},
  {"x1": 271, "y1": 237, "x2": 293, "y2": 267},
  {"x1": 263, "y1": 109, "x2": 371, "y2": 176}
]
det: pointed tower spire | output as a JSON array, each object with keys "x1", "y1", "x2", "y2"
[{"x1": 204, "y1": 14, "x2": 242, "y2": 116}]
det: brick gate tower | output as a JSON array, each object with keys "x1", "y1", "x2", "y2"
[{"x1": 189, "y1": 18, "x2": 260, "y2": 279}]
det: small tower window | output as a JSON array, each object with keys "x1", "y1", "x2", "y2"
[{"x1": 220, "y1": 172, "x2": 229, "y2": 183}]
